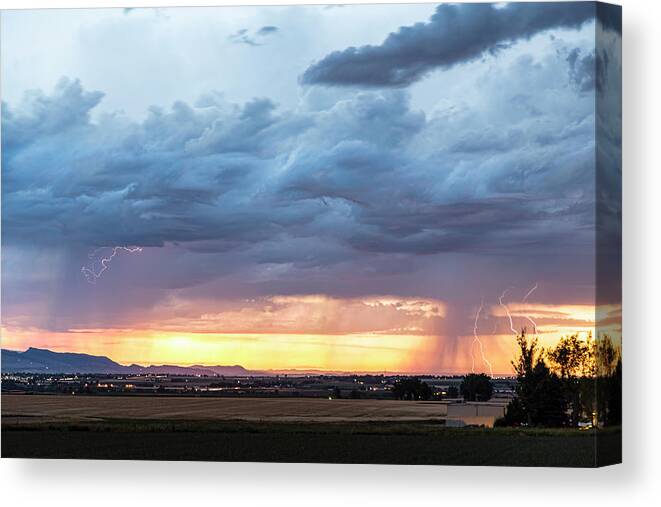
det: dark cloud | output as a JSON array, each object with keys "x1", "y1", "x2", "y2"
[
  {"x1": 229, "y1": 25, "x2": 279, "y2": 46},
  {"x1": 2, "y1": 75, "x2": 597, "y2": 259},
  {"x1": 596, "y1": 2, "x2": 622, "y2": 35},
  {"x1": 229, "y1": 28, "x2": 258, "y2": 46},
  {"x1": 567, "y1": 48, "x2": 596, "y2": 92},
  {"x1": 257, "y1": 25, "x2": 278, "y2": 36},
  {"x1": 301, "y1": 2, "x2": 617, "y2": 88},
  {"x1": 566, "y1": 45, "x2": 612, "y2": 94},
  {"x1": 595, "y1": 25, "x2": 622, "y2": 306},
  {"x1": 1, "y1": 77, "x2": 104, "y2": 153}
]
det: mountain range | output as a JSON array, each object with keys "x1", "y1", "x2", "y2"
[{"x1": 1, "y1": 347, "x2": 259, "y2": 376}]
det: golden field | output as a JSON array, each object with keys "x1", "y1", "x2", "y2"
[{"x1": 1, "y1": 394, "x2": 448, "y2": 424}]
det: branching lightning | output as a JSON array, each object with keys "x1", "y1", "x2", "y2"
[
  {"x1": 81, "y1": 246, "x2": 143, "y2": 283},
  {"x1": 498, "y1": 283, "x2": 540, "y2": 338},
  {"x1": 494, "y1": 283, "x2": 540, "y2": 376},
  {"x1": 471, "y1": 298, "x2": 494, "y2": 376},
  {"x1": 498, "y1": 288, "x2": 518, "y2": 337}
]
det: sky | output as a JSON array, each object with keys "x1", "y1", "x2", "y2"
[{"x1": 0, "y1": 3, "x2": 622, "y2": 374}]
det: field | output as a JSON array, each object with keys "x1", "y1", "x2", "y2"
[
  {"x1": 1, "y1": 394, "x2": 449, "y2": 424},
  {"x1": 1, "y1": 394, "x2": 621, "y2": 466}
]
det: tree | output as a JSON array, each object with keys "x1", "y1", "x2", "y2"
[
  {"x1": 392, "y1": 378, "x2": 432, "y2": 400},
  {"x1": 548, "y1": 333, "x2": 590, "y2": 426},
  {"x1": 511, "y1": 329, "x2": 538, "y2": 378},
  {"x1": 605, "y1": 357, "x2": 622, "y2": 426},
  {"x1": 495, "y1": 396, "x2": 526, "y2": 426},
  {"x1": 594, "y1": 335, "x2": 622, "y2": 426},
  {"x1": 447, "y1": 385, "x2": 459, "y2": 398},
  {"x1": 460, "y1": 373, "x2": 493, "y2": 401},
  {"x1": 505, "y1": 330, "x2": 569, "y2": 427},
  {"x1": 548, "y1": 334, "x2": 590, "y2": 379},
  {"x1": 550, "y1": 333, "x2": 622, "y2": 428},
  {"x1": 522, "y1": 360, "x2": 569, "y2": 427},
  {"x1": 595, "y1": 334, "x2": 620, "y2": 377}
]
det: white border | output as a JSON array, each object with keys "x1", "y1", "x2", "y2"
[{"x1": 2, "y1": 1, "x2": 659, "y2": 505}]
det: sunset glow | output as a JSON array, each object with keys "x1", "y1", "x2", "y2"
[{"x1": 2, "y1": 297, "x2": 615, "y2": 375}]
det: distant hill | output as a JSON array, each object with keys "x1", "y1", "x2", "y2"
[{"x1": 1, "y1": 347, "x2": 259, "y2": 376}]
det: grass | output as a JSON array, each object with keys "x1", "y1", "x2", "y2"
[
  {"x1": 1, "y1": 394, "x2": 621, "y2": 466},
  {"x1": 1, "y1": 418, "x2": 622, "y2": 467}
]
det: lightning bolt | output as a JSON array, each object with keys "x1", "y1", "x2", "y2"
[
  {"x1": 522, "y1": 283, "x2": 538, "y2": 303},
  {"x1": 81, "y1": 246, "x2": 143, "y2": 283},
  {"x1": 499, "y1": 287, "x2": 521, "y2": 377},
  {"x1": 498, "y1": 284, "x2": 539, "y2": 338},
  {"x1": 498, "y1": 288, "x2": 518, "y2": 337},
  {"x1": 471, "y1": 298, "x2": 494, "y2": 376},
  {"x1": 521, "y1": 282, "x2": 539, "y2": 336}
]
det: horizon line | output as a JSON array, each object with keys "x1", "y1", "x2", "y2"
[{"x1": 1, "y1": 346, "x2": 515, "y2": 377}]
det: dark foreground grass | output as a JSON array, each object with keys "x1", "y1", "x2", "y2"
[{"x1": 1, "y1": 419, "x2": 621, "y2": 467}]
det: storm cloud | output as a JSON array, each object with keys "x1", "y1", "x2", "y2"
[
  {"x1": 0, "y1": 4, "x2": 620, "y2": 343},
  {"x1": 301, "y1": 2, "x2": 615, "y2": 88},
  {"x1": 2, "y1": 69, "x2": 596, "y2": 259}
]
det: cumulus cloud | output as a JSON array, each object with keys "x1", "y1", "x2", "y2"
[
  {"x1": 301, "y1": 2, "x2": 618, "y2": 88},
  {"x1": 2, "y1": 52, "x2": 598, "y2": 258},
  {"x1": 1, "y1": 78, "x2": 104, "y2": 152}
]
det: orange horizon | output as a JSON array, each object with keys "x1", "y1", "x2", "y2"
[{"x1": 1, "y1": 295, "x2": 620, "y2": 375}]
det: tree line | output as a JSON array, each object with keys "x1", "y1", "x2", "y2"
[
  {"x1": 496, "y1": 330, "x2": 621, "y2": 428},
  {"x1": 390, "y1": 329, "x2": 621, "y2": 429}
]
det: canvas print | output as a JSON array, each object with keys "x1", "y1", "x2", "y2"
[{"x1": 1, "y1": 2, "x2": 621, "y2": 467}]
